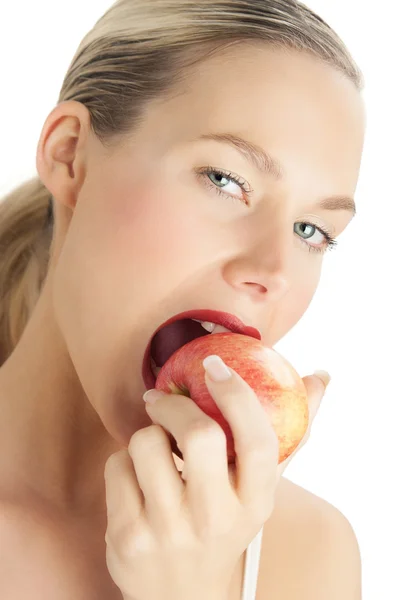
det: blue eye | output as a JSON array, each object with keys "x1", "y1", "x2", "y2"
[
  {"x1": 293, "y1": 222, "x2": 338, "y2": 254},
  {"x1": 196, "y1": 165, "x2": 253, "y2": 205},
  {"x1": 195, "y1": 165, "x2": 339, "y2": 255}
]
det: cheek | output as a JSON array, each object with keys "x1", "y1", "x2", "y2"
[
  {"x1": 100, "y1": 181, "x2": 215, "y2": 296},
  {"x1": 55, "y1": 177, "x2": 214, "y2": 355},
  {"x1": 52, "y1": 181, "x2": 204, "y2": 437},
  {"x1": 53, "y1": 177, "x2": 223, "y2": 441}
]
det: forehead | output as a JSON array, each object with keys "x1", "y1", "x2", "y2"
[
  {"x1": 121, "y1": 45, "x2": 365, "y2": 193},
  {"x1": 168, "y1": 44, "x2": 363, "y2": 139}
]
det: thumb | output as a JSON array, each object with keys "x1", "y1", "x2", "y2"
[{"x1": 302, "y1": 370, "x2": 331, "y2": 428}]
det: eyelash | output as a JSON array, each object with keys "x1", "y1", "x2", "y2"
[{"x1": 196, "y1": 166, "x2": 338, "y2": 254}]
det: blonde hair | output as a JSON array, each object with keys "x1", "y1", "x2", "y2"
[{"x1": 0, "y1": 0, "x2": 364, "y2": 365}]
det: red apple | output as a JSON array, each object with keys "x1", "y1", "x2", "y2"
[{"x1": 154, "y1": 332, "x2": 309, "y2": 464}]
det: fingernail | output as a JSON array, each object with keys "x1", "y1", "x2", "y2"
[
  {"x1": 143, "y1": 389, "x2": 164, "y2": 404},
  {"x1": 314, "y1": 370, "x2": 331, "y2": 389},
  {"x1": 203, "y1": 355, "x2": 232, "y2": 382}
]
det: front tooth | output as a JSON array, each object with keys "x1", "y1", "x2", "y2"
[
  {"x1": 200, "y1": 321, "x2": 216, "y2": 333},
  {"x1": 211, "y1": 324, "x2": 231, "y2": 334},
  {"x1": 191, "y1": 319, "x2": 231, "y2": 334},
  {"x1": 150, "y1": 356, "x2": 161, "y2": 377},
  {"x1": 191, "y1": 318, "x2": 216, "y2": 333}
]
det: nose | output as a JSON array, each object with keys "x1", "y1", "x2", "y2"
[{"x1": 222, "y1": 224, "x2": 292, "y2": 303}]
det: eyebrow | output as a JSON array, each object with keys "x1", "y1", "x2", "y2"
[{"x1": 197, "y1": 132, "x2": 357, "y2": 217}]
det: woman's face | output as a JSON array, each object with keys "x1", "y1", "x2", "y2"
[{"x1": 47, "y1": 45, "x2": 365, "y2": 446}]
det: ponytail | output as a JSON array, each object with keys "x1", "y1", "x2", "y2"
[{"x1": 0, "y1": 177, "x2": 53, "y2": 365}]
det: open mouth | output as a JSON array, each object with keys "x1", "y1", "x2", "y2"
[
  {"x1": 143, "y1": 319, "x2": 230, "y2": 389},
  {"x1": 141, "y1": 310, "x2": 262, "y2": 390}
]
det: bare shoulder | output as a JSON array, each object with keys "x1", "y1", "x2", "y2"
[{"x1": 257, "y1": 476, "x2": 362, "y2": 599}]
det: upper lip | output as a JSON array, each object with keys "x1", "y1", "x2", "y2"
[{"x1": 154, "y1": 309, "x2": 262, "y2": 342}]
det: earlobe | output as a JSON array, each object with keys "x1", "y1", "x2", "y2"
[{"x1": 35, "y1": 100, "x2": 90, "y2": 211}]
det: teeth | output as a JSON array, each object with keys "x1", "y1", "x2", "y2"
[
  {"x1": 192, "y1": 319, "x2": 231, "y2": 335},
  {"x1": 211, "y1": 324, "x2": 231, "y2": 334},
  {"x1": 150, "y1": 318, "x2": 233, "y2": 381},
  {"x1": 150, "y1": 356, "x2": 161, "y2": 378},
  {"x1": 197, "y1": 320, "x2": 216, "y2": 333}
]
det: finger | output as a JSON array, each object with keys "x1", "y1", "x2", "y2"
[
  {"x1": 144, "y1": 390, "x2": 232, "y2": 516},
  {"x1": 277, "y1": 371, "x2": 331, "y2": 475},
  {"x1": 202, "y1": 356, "x2": 279, "y2": 519},
  {"x1": 128, "y1": 424, "x2": 185, "y2": 530},
  {"x1": 104, "y1": 449, "x2": 143, "y2": 535}
]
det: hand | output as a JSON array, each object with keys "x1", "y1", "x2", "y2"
[{"x1": 104, "y1": 359, "x2": 328, "y2": 600}]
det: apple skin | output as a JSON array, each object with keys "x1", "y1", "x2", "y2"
[{"x1": 154, "y1": 332, "x2": 309, "y2": 465}]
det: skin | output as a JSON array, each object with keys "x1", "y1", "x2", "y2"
[{"x1": 0, "y1": 44, "x2": 365, "y2": 598}]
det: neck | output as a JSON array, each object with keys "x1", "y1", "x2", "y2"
[{"x1": 0, "y1": 277, "x2": 122, "y2": 517}]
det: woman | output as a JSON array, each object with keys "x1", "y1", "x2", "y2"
[{"x1": 0, "y1": 0, "x2": 365, "y2": 598}]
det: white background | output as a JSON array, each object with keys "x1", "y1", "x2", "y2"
[{"x1": 0, "y1": 1, "x2": 396, "y2": 598}]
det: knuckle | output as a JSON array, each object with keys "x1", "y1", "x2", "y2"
[
  {"x1": 240, "y1": 412, "x2": 279, "y2": 451},
  {"x1": 198, "y1": 519, "x2": 229, "y2": 543},
  {"x1": 160, "y1": 522, "x2": 192, "y2": 549},
  {"x1": 241, "y1": 434, "x2": 279, "y2": 468},
  {"x1": 129, "y1": 425, "x2": 167, "y2": 453},
  {"x1": 104, "y1": 450, "x2": 128, "y2": 477},
  {"x1": 183, "y1": 418, "x2": 226, "y2": 448},
  {"x1": 196, "y1": 507, "x2": 235, "y2": 542},
  {"x1": 112, "y1": 522, "x2": 152, "y2": 559},
  {"x1": 104, "y1": 452, "x2": 119, "y2": 476}
]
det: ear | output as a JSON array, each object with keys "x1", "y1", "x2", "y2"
[{"x1": 35, "y1": 100, "x2": 91, "y2": 213}]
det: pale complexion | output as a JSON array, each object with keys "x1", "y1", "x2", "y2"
[{"x1": 0, "y1": 43, "x2": 365, "y2": 533}]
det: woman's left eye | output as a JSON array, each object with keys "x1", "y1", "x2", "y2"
[
  {"x1": 294, "y1": 222, "x2": 338, "y2": 254},
  {"x1": 195, "y1": 166, "x2": 338, "y2": 255}
]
